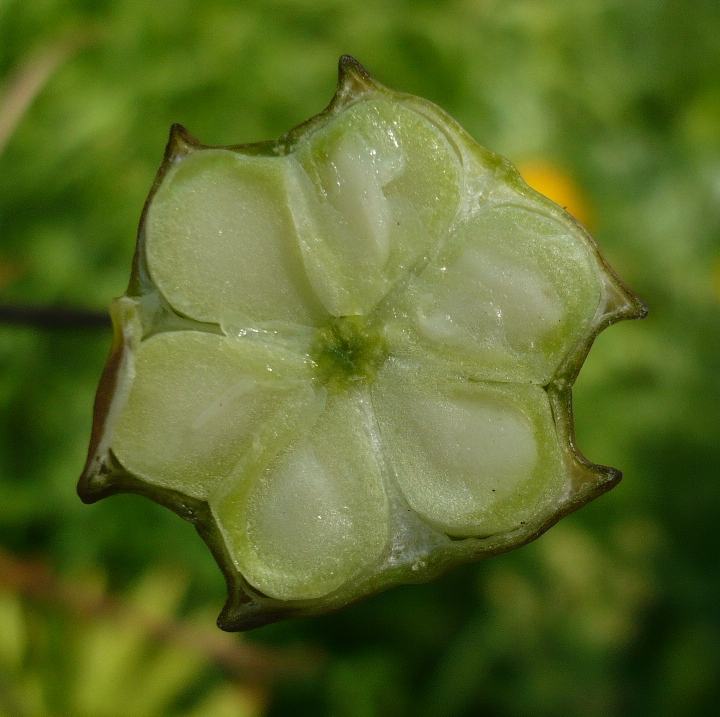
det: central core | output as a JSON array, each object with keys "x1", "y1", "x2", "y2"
[{"x1": 312, "y1": 315, "x2": 388, "y2": 388}]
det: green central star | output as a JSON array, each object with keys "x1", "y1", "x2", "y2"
[{"x1": 312, "y1": 315, "x2": 388, "y2": 387}]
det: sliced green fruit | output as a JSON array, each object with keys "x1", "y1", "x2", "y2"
[{"x1": 79, "y1": 56, "x2": 646, "y2": 631}]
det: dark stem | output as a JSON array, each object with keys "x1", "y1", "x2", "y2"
[{"x1": 0, "y1": 303, "x2": 110, "y2": 329}]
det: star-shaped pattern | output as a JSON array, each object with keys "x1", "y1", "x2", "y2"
[{"x1": 79, "y1": 57, "x2": 646, "y2": 630}]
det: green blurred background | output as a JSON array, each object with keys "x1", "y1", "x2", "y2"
[{"x1": 1, "y1": 0, "x2": 719, "y2": 714}]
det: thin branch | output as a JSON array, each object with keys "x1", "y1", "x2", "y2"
[
  {"x1": 0, "y1": 31, "x2": 95, "y2": 157},
  {"x1": 0, "y1": 33, "x2": 107, "y2": 330},
  {"x1": 0, "y1": 303, "x2": 111, "y2": 329}
]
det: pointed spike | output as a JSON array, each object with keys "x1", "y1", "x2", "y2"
[
  {"x1": 621, "y1": 288, "x2": 648, "y2": 321},
  {"x1": 336, "y1": 55, "x2": 376, "y2": 103},
  {"x1": 602, "y1": 270, "x2": 649, "y2": 323},
  {"x1": 547, "y1": 385, "x2": 622, "y2": 497},
  {"x1": 165, "y1": 123, "x2": 201, "y2": 162}
]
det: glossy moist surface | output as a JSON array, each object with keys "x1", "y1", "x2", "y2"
[{"x1": 80, "y1": 59, "x2": 645, "y2": 625}]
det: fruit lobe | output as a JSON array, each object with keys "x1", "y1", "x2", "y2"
[{"x1": 79, "y1": 56, "x2": 646, "y2": 631}]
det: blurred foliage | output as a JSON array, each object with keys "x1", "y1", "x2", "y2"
[
  {"x1": 0, "y1": 556, "x2": 267, "y2": 716},
  {"x1": 1, "y1": 0, "x2": 719, "y2": 714}
]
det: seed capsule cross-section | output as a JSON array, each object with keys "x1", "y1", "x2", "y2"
[{"x1": 79, "y1": 56, "x2": 646, "y2": 631}]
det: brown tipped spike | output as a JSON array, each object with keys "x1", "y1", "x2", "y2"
[
  {"x1": 625, "y1": 290, "x2": 649, "y2": 321},
  {"x1": 165, "y1": 123, "x2": 202, "y2": 162},
  {"x1": 336, "y1": 56, "x2": 376, "y2": 102},
  {"x1": 602, "y1": 271, "x2": 649, "y2": 324}
]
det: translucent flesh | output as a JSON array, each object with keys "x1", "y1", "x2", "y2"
[
  {"x1": 385, "y1": 205, "x2": 604, "y2": 384},
  {"x1": 107, "y1": 91, "x2": 616, "y2": 603},
  {"x1": 287, "y1": 99, "x2": 462, "y2": 316},
  {"x1": 145, "y1": 150, "x2": 324, "y2": 326},
  {"x1": 371, "y1": 361, "x2": 565, "y2": 536},
  {"x1": 212, "y1": 389, "x2": 389, "y2": 600},
  {"x1": 112, "y1": 330, "x2": 315, "y2": 500}
]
